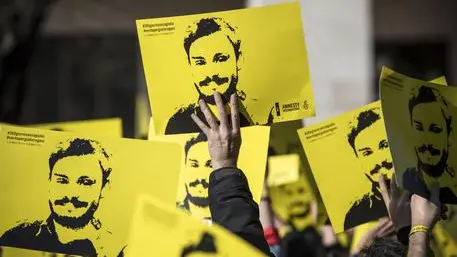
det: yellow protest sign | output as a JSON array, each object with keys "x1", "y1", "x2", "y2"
[
  {"x1": 431, "y1": 204, "x2": 457, "y2": 257},
  {"x1": 267, "y1": 154, "x2": 300, "y2": 187},
  {"x1": 432, "y1": 223, "x2": 457, "y2": 257},
  {"x1": 31, "y1": 118, "x2": 123, "y2": 137},
  {"x1": 441, "y1": 204, "x2": 457, "y2": 242},
  {"x1": 380, "y1": 67, "x2": 457, "y2": 204},
  {"x1": 269, "y1": 163, "x2": 316, "y2": 231},
  {"x1": 298, "y1": 101, "x2": 390, "y2": 233},
  {"x1": 0, "y1": 125, "x2": 181, "y2": 256},
  {"x1": 137, "y1": 2, "x2": 314, "y2": 135},
  {"x1": 0, "y1": 246, "x2": 81, "y2": 257},
  {"x1": 149, "y1": 126, "x2": 270, "y2": 222},
  {"x1": 126, "y1": 194, "x2": 266, "y2": 257}
]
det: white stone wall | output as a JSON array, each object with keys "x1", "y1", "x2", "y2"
[{"x1": 247, "y1": 0, "x2": 373, "y2": 125}]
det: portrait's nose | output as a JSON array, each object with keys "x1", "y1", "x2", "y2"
[
  {"x1": 65, "y1": 183, "x2": 81, "y2": 198},
  {"x1": 422, "y1": 131, "x2": 438, "y2": 146}
]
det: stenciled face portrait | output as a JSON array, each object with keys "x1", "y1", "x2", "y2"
[
  {"x1": 189, "y1": 32, "x2": 238, "y2": 100},
  {"x1": 184, "y1": 18, "x2": 241, "y2": 105},
  {"x1": 348, "y1": 108, "x2": 393, "y2": 192},
  {"x1": 276, "y1": 175, "x2": 312, "y2": 222},
  {"x1": 185, "y1": 141, "x2": 212, "y2": 208},
  {"x1": 412, "y1": 102, "x2": 449, "y2": 175},
  {"x1": 354, "y1": 119, "x2": 393, "y2": 185},
  {"x1": 49, "y1": 155, "x2": 103, "y2": 230}
]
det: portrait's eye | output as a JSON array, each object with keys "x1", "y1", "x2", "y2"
[
  {"x1": 379, "y1": 139, "x2": 389, "y2": 150},
  {"x1": 298, "y1": 188, "x2": 305, "y2": 194},
  {"x1": 214, "y1": 54, "x2": 229, "y2": 63},
  {"x1": 358, "y1": 148, "x2": 373, "y2": 157},
  {"x1": 205, "y1": 160, "x2": 212, "y2": 168},
  {"x1": 413, "y1": 121, "x2": 424, "y2": 131},
  {"x1": 78, "y1": 177, "x2": 96, "y2": 186},
  {"x1": 189, "y1": 161, "x2": 199, "y2": 168},
  {"x1": 430, "y1": 124, "x2": 443, "y2": 134},
  {"x1": 194, "y1": 59, "x2": 206, "y2": 66},
  {"x1": 56, "y1": 177, "x2": 69, "y2": 184}
]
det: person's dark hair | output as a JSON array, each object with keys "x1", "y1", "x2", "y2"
[
  {"x1": 180, "y1": 232, "x2": 217, "y2": 257},
  {"x1": 409, "y1": 85, "x2": 452, "y2": 134},
  {"x1": 49, "y1": 138, "x2": 112, "y2": 187},
  {"x1": 184, "y1": 132, "x2": 208, "y2": 162},
  {"x1": 280, "y1": 227, "x2": 325, "y2": 257},
  {"x1": 183, "y1": 17, "x2": 241, "y2": 63},
  {"x1": 348, "y1": 107, "x2": 382, "y2": 156},
  {"x1": 359, "y1": 237, "x2": 407, "y2": 257}
]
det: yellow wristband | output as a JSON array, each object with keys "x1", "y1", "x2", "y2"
[{"x1": 409, "y1": 225, "x2": 429, "y2": 238}]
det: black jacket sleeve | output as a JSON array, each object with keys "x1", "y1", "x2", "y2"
[{"x1": 209, "y1": 167, "x2": 273, "y2": 256}]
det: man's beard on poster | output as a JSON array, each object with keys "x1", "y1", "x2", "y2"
[
  {"x1": 417, "y1": 144, "x2": 448, "y2": 178},
  {"x1": 365, "y1": 160, "x2": 393, "y2": 197},
  {"x1": 49, "y1": 196, "x2": 99, "y2": 230},
  {"x1": 187, "y1": 179, "x2": 210, "y2": 208},
  {"x1": 195, "y1": 74, "x2": 238, "y2": 105},
  {"x1": 287, "y1": 200, "x2": 311, "y2": 219}
]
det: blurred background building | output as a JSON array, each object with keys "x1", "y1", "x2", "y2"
[{"x1": 1, "y1": 0, "x2": 456, "y2": 136}]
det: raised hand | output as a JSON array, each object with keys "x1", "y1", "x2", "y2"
[{"x1": 191, "y1": 92, "x2": 242, "y2": 170}]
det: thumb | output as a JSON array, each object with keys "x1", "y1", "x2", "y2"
[{"x1": 430, "y1": 182, "x2": 441, "y2": 207}]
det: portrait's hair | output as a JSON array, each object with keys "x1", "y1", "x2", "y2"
[
  {"x1": 409, "y1": 85, "x2": 452, "y2": 134},
  {"x1": 180, "y1": 232, "x2": 217, "y2": 257},
  {"x1": 359, "y1": 237, "x2": 407, "y2": 257},
  {"x1": 49, "y1": 138, "x2": 112, "y2": 187},
  {"x1": 184, "y1": 132, "x2": 208, "y2": 162},
  {"x1": 348, "y1": 107, "x2": 382, "y2": 156},
  {"x1": 183, "y1": 17, "x2": 241, "y2": 63}
]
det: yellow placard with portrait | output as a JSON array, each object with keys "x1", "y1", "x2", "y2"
[
  {"x1": 149, "y1": 126, "x2": 270, "y2": 222},
  {"x1": 0, "y1": 125, "x2": 181, "y2": 256},
  {"x1": 136, "y1": 2, "x2": 314, "y2": 135},
  {"x1": 31, "y1": 118, "x2": 123, "y2": 137},
  {"x1": 0, "y1": 246, "x2": 81, "y2": 257},
  {"x1": 298, "y1": 101, "x2": 391, "y2": 233},
  {"x1": 380, "y1": 67, "x2": 457, "y2": 204},
  {"x1": 126, "y1": 194, "x2": 266, "y2": 257},
  {"x1": 269, "y1": 159, "x2": 316, "y2": 231}
]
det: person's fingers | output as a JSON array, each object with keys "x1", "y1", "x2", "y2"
[
  {"x1": 214, "y1": 92, "x2": 229, "y2": 131},
  {"x1": 398, "y1": 192, "x2": 411, "y2": 208},
  {"x1": 230, "y1": 93, "x2": 240, "y2": 135},
  {"x1": 430, "y1": 182, "x2": 441, "y2": 207},
  {"x1": 390, "y1": 172, "x2": 401, "y2": 198},
  {"x1": 191, "y1": 113, "x2": 210, "y2": 135},
  {"x1": 379, "y1": 221, "x2": 396, "y2": 237},
  {"x1": 198, "y1": 99, "x2": 218, "y2": 130},
  {"x1": 379, "y1": 174, "x2": 391, "y2": 210}
]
